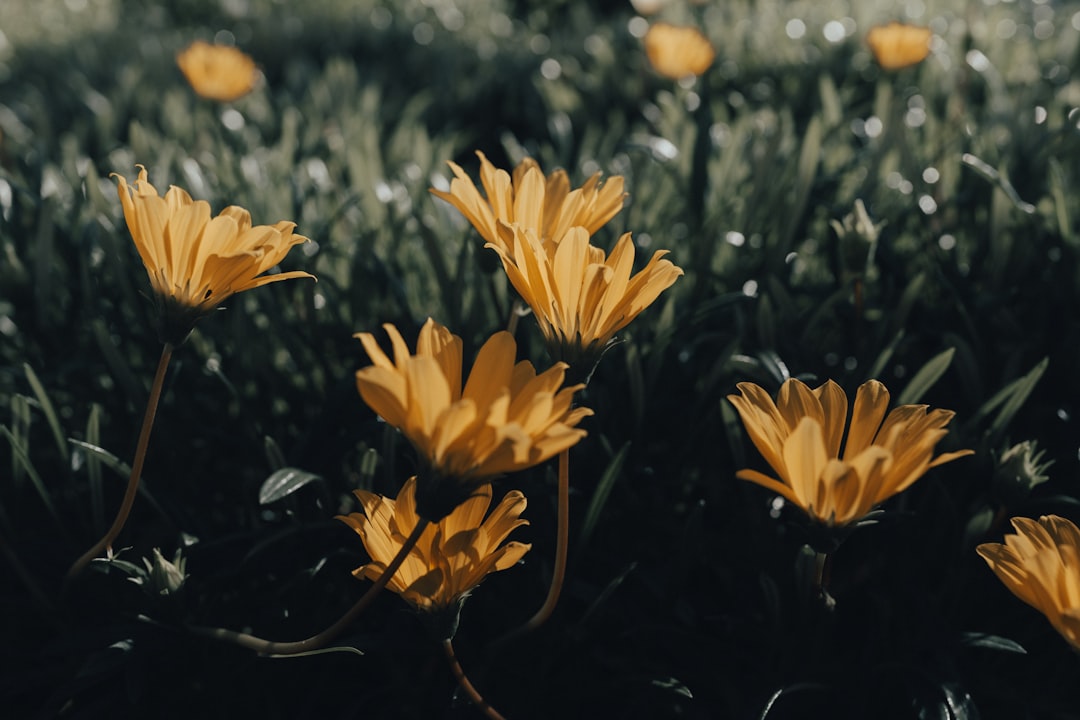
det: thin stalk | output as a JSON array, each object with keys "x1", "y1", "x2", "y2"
[
  {"x1": 496, "y1": 448, "x2": 570, "y2": 646},
  {"x1": 443, "y1": 638, "x2": 507, "y2": 720},
  {"x1": 190, "y1": 517, "x2": 429, "y2": 655},
  {"x1": 813, "y1": 551, "x2": 836, "y2": 611},
  {"x1": 67, "y1": 343, "x2": 174, "y2": 581}
]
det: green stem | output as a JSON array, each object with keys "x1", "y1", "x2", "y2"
[
  {"x1": 67, "y1": 342, "x2": 174, "y2": 581},
  {"x1": 443, "y1": 638, "x2": 507, "y2": 720},
  {"x1": 190, "y1": 517, "x2": 429, "y2": 655}
]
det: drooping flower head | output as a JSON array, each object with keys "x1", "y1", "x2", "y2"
[
  {"x1": 338, "y1": 476, "x2": 531, "y2": 637},
  {"x1": 176, "y1": 41, "x2": 260, "y2": 102},
  {"x1": 114, "y1": 166, "x2": 313, "y2": 345},
  {"x1": 355, "y1": 318, "x2": 592, "y2": 520},
  {"x1": 977, "y1": 515, "x2": 1080, "y2": 652},
  {"x1": 429, "y1": 151, "x2": 627, "y2": 257},
  {"x1": 728, "y1": 378, "x2": 972, "y2": 536},
  {"x1": 865, "y1": 23, "x2": 932, "y2": 71},
  {"x1": 643, "y1": 23, "x2": 716, "y2": 80},
  {"x1": 488, "y1": 225, "x2": 683, "y2": 382}
]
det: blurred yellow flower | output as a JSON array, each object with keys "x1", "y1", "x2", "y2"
[
  {"x1": 977, "y1": 515, "x2": 1080, "y2": 651},
  {"x1": 355, "y1": 318, "x2": 591, "y2": 519},
  {"x1": 487, "y1": 226, "x2": 682, "y2": 374},
  {"x1": 866, "y1": 23, "x2": 932, "y2": 71},
  {"x1": 430, "y1": 151, "x2": 626, "y2": 256},
  {"x1": 114, "y1": 166, "x2": 313, "y2": 344},
  {"x1": 728, "y1": 378, "x2": 972, "y2": 527},
  {"x1": 339, "y1": 476, "x2": 531, "y2": 623},
  {"x1": 643, "y1": 23, "x2": 715, "y2": 80},
  {"x1": 176, "y1": 40, "x2": 259, "y2": 102}
]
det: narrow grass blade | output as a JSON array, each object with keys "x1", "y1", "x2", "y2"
[
  {"x1": 896, "y1": 347, "x2": 955, "y2": 406},
  {"x1": 1, "y1": 425, "x2": 63, "y2": 529},
  {"x1": 578, "y1": 443, "x2": 630, "y2": 554},
  {"x1": 23, "y1": 363, "x2": 69, "y2": 465}
]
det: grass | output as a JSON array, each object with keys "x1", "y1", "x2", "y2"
[{"x1": 3, "y1": 0, "x2": 1080, "y2": 718}]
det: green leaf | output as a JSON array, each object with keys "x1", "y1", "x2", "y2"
[
  {"x1": 987, "y1": 357, "x2": 1048, "y2": 440},
  {"x1": 967, "y1": 358, "x2": 1048, "y2": 439},
  {"x1": 23, "y1": 363, "x2": 69, "y2": 464},
  {"x1": 258, "y1": 467, "x2": 323, "y2": 505},
  {"x1": 263, "y1": 435, "x2": 287, "y2": 472},
  {"x1": 1, "y1": 425, "x2": 63, "y2": 529},
  {"x1": 896, "y1": 347, "x2": 955, "y2": 406},
  {"x1": 578, "y1": 443, "x2": 630, "y2": 553},
  {"x1": 866, "y1": 330, "x2": 904, "y2": 381},
  {"x1": 85, "y1": 403, "x2": 105, "y2": 535},
  {"x1": 959, "y1": 632, "x2": 1027, "y2": 655}
]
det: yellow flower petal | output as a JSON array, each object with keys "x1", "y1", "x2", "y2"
[
  {"x1": 730, "y1": 378, "x2": 970, "y2": 528},
  {"x1": 643, "y1": 23, "x2": 716, "y2": 80},
  {"x1": 112, "y1": 166, "x2": 313, "y2": 344},
  {"x1": 866, "y1": 23, "x2": 932, "y2": 71},
  {"x1": 337, "y1": 478, "x2": 531, "y2": 611},
  {"x1": 978, "y1": 515, "x2": 1080, "y2": 651},
  {"x1": 176, "y1": 40, "x2": 259, "y2": 102}
]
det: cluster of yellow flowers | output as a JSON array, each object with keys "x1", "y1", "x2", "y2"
[{"x1": 84, "y1": 28, "x2": 1080, "y2": 706}]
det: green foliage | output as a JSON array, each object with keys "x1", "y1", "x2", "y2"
[{"x1": 3, "y1": 0, "x2": 1080, "y2": 718}]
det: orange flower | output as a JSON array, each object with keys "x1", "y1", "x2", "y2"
[
  {"x1": 643, "y1": 23, "x2": 715, "y2": 80},
  {"x1": 339, "y1": 477, "x2": 531, "y2": 625},
  {"x1": 355, "y1": 318, "x2": 591, "y2": 519},
  {"x1": 977, "y1": 515, "x2": 1080, "y2": 651},
  {"x1": 728, "y1": 378, "x2": 972, "y2": 528},
  {"x1": 176, "y1": 40, "x2": 259, "y2": 101},
  {"x1": 430, "y1": 151, "x2": 626, "y2": 257},
  {"x1": 487, "y1": 225, "x2": 682, "y2": 374},
  {"x1": 114, "y1": 166, "x2": 313, "y2": 344},
  {"x1": 866, "y1": 23, "x2": 932, "y2": 71}
]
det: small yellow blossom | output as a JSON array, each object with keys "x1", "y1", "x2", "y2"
[
  {"x1": 643, "y1": 23, "x2": 716, "y2": 80},
  {"x1": 728, "y1": 378, "x2": 972, "y2": 528},
  {"x1": 977, "y1": 515, "x2": 1080, "y2": 651},
  {"x1": 339, "y1": 477, "x2": 531, "y2": 629},
  {"x1": 866, "y1": 23, "x2": 932, "y2": 71},
  {"x1": 430, "y1": 151, "x2": 626, "y2": 257},
  {"x1": 487, "y1": 225, "x2": 683, "y2": 375},
  {"x1": 355, "y1": 319, "x2": 591, "y2": 519},
  {"x1": 113, "y1": 166, "x2": 313, "y2": 344},
  {"x1": 176, "y1": 41, "x2": 259, "y2": 102}
]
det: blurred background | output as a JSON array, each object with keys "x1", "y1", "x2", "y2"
[{"x1": 3, "y1": 0, "x2": 1080, "y2": 717}]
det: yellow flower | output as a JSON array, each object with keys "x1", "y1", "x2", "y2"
[
  {"x1": 487, "y1": 225, "x2": 683, "y2": 375},
  {"x1": 114, "y1": 166, "x2": 314, "y2": 344},
  {"x1": 355, "y1": 318, "x2": 592, "y2": 519},
  {"x1": 865, "y1": 23, "x2": 932, "y2": 71},
  {"x1": 429, "y1": 151, "x2": 627, "y2": 257},
  {"x1": 977, "y1": 515, "x2": 1080, "y2": 651},
  {"x1": 643, "y1": 23, "x2": 716, "y2": 80},
  {"x1": 338, "y1": 477, "x2": 531, "y2": 625},
  {"x1": 728, "y1": 378, "x2": 972, "y2": 528},
  {"x1": 176, "y1": 40, "x2": 259, "y2": 102}
]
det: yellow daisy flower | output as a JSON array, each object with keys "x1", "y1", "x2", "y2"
[
  {"x1": 487, "y1": 225, "x2": 683, "y2": 376},
  {"x1": 429, "y1": 150, "x2": 627, "y2": 256},
  {"x1": 114, "y1": 166, "x2": 313, "y2": 344},
  {"x1": 728, "y1": 378, "x2": 972, "y2": 528},
  {"x1": 643, "y1": 23, "x2": 716, "y2": 80},
  {"x1": 355, "y1": 318, "x2": 592, "y2": 519},
  {"x1": 176, "y1": 40, "x2": 260, "y2": 102},
  {"x1": 338, "y1": 476, "x2": 531, "y2": 634},
  {"x1": 865, "y1": 23, "x2": 932, "y2": 71},
  {"x1": 977, "y1": 515, "x2": 1080, "y2": 652}
]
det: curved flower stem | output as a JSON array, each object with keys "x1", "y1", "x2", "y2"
[
  {"x1": 494, "y1": 448, "x2": 570, "y2": 648},
  {"x1": 190, "y1": 517, "x2": 429, "y2": 655},
  {"x1": 67, "y1": 342, "x2": 174, "y2": 581},
  {"x1": 443, "y1": 638, "x2": 507, "y2": 720}
]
